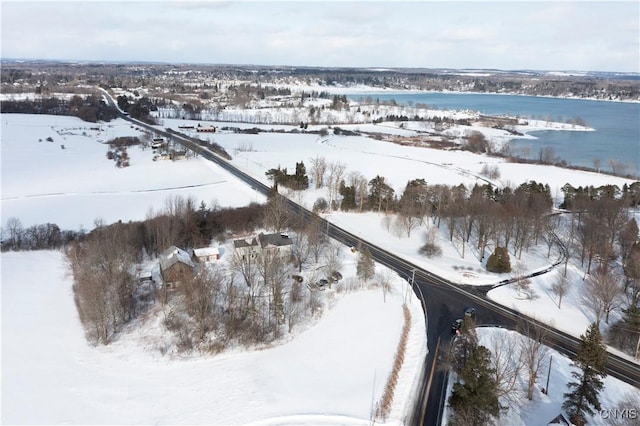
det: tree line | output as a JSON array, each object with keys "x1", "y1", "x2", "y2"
[{"x1": 1, "y1": 94, "x2": 119, "y2": 123}]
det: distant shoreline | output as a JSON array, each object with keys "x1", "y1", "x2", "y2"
[{"x1": 307, "y1": 86, "x2": 640, "y2": 104}]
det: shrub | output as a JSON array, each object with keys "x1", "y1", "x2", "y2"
[
  {"x1": 486, "y1": 246, "x2": 511, "y2": 273},
  {"x1": 419, "y1": 242, "x2": 443, "y2": 258},
  {"x1": 312, "y1": 197, "x2": 329, "y2": 213}
]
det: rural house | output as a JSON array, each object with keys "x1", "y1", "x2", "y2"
[
  {"x1": 257, "y1": 232, "x2": 293, "y2": 253},
  {"x1": 159, "y1": 245, "x2": 195, "y2": 287},
  {"x1": 232, "y1": 232, "x2": 293, "y2": 260},
  {"x1": 233, "y1": 236, "x2": 259, "y2": 260},
  {"x1": 193, "y1": 246, "x2": 221, "y2": 263}
]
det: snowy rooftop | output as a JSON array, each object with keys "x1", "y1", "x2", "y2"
[{"x1": 159, "y1": 245, "x2": 194, "y2": 270}]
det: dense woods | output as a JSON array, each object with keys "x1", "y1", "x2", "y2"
[{"x1": 1, "y1": 94, "x2": 118, "y2": 122}]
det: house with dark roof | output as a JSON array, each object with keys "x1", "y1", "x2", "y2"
[
  {"x1": 257, "y1": 232, "x2": 293, "y2": 253},
  {"x1": 232, "y1": 233, "x2": 293, "y2": 260},
  {"x1": 159, "y1": 245, "x2": 195, "y2": 287},
  {"x1": 233, "y1": 236, "x2": 260, "y2": 260}
]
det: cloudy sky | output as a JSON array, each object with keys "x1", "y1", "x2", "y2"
[{"x1": 2, "y1": 1, "x2": 638, "y2": 72}]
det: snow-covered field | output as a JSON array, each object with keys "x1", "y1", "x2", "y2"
[
  {"x1": 157, "y1": 117, "x2": 625, "y2": 207},
  {"x1": 1, "y1": 113, "x2": 427, "y2": 425},
  {"x1": 1, "y1": 114, "x2": 264, "y2": 229},
  {"x1": 1, "y1": 249, "x2": 426, "y2": 425}
]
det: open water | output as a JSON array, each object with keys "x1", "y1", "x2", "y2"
[{"x1": 349, "y1": 92, "x2": 640, "y2": 177}]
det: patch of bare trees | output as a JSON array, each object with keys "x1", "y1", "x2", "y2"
[
  {"x1": 66, "y1": 222, "x2": 139, "y2": 344},
  {"x1": 309, "y1": 155, "x2": 327, "y2": 189},
  {"x1": 584, "y1": 268, "x2": 624, "y2": 324},
  {"x1": 487, "y1": 330, "x2": 524, "y2": 408}
]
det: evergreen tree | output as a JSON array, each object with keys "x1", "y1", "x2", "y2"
[
  {"x1": 448, "y1": 344, "x2": 499, "y2": 425},
  {"x1": 356, "y1": 247, "x2": 375, "y2": 282},
  {"x1": 486, "y1": 246, "x2": 511, "y2": 273},
  {"x1": 294, "y1": 161, "x2": 309, "y2": 190},
  {"x1": 339, "y1": 181, "x2": 356, "y2": 210},
  {"x1": 563, "y1": 322, "x2": 607, "y2": 425}
]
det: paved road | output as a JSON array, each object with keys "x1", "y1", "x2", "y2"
[{"x1": 101, "y1": 90, "x2": 640, "y2": 425}]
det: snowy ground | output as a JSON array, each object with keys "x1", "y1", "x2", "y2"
[
  {"x1": 1, "y1": 114, "x2": 264, "y2": 229},
  {"x1": 1, "y1": 113, "x2": 430, "y2": 425},
  {"x1": 1, "y1": 249, "x2": 426, "y2": 425},
  {"x1": 2, "y1": 111, "x2": 638, "y2": 424}
]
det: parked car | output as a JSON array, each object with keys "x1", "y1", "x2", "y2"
[
  {"x1": 291, "y1": 274, "x2": 304, "y2": 283},
  {"x1": 330, "y1": 271, "x2": 343, "y2": 282},
  {"x1": 316, "y1": 279, "x2": 329, "y2": 290},
  {"x1": 451, "y1": 318, "x2": 463, "y2": 333}
]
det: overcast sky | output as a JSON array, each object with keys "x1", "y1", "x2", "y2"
[{"x1": 2, "y1": 1, "x2": 638, "y2": 72}]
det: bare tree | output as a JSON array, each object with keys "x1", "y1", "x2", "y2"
[
  {"x1": 286, "y1": 279, "x2": 304, "y2": 333},
  {"x1": 608, "y1": 159, "x2": 629, "y2": 176},
  {"x1": 376, "y1": 269, "x2": 393, "y2": 302},
  {"x1": 396, "y1": 210, "x2": 420, "y2": 238},
  {"x1": 256, "y1": 250, "x2": 292, "y2": 337},
  {"x1": 327, "y1": 162, "x2": 346, "y2": 210},
  {"x1": 538, "y1": 146, "x2": 555, "y2": 164},
  {"x1": 519, "y1": 321, "x2": 549, "y2": 400},
  {"x1": 542, "y1": 214, "x2": 561, "y2": 258},
  {"x1": 584, "y1": 268, "x2": 624, "y2": 324},
  {"x1": 4, "y1": 217, "x2": 23, "y2": 250},
  {"x1": 381, "y1": 214, "x2": 393, "y2": 232},
  {"x1": 305, "y1": 215, "x2": 327, "y2": 263},
  {"x1": 263, "y1": 194, "x2": 290, "y2": 232},
  {"x1": 309, "y1": 155, "x2": 327, "y2": 189},
  {"x1": 355, "y1": 174, "x2": 369, "y2": 212},
  {"x1": 179, "y1": 266, "x2": 223, "y2": 343},
  {"x1": 515, "y1": 262, "x2": 533, "y2": 300},
  {"x1": 322, "y1": 240, "x2": 343, "y2": 288},
  {"x1": 291, "y1": 231, "x2": 312, "y2": 272},
  {"x1": 487, "y1": 330, "x2": 524, "y2": 408},
  {"x1": 551, "y1": 272, "x2": 571, "y2": 309},
  {"x1": 231, "y1": 250, "x2": 262, "y2": 319}
]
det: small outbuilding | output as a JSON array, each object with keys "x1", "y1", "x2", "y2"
[
  {"x1": 196, "y1": 124, "x2": 217, "y2": 133},
  {"x1": 193, "y1": 246, "x2": 221, "y2": 263}
]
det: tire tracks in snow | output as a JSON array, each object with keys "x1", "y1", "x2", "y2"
[{"x1": 2, "y1": 180, "x2": 229, "y2": 201}]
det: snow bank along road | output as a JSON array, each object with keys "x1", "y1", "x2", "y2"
[{"x1": 108, "y1": 97, "x2": 640, "y2": 423}]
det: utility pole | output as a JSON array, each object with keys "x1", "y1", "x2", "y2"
[
  {"x1": 545, "y1": 355, "x2": 553, "y2": 394},
  {"x1": 405, "y1": 268, "x2": 416, "y2": 304}
]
